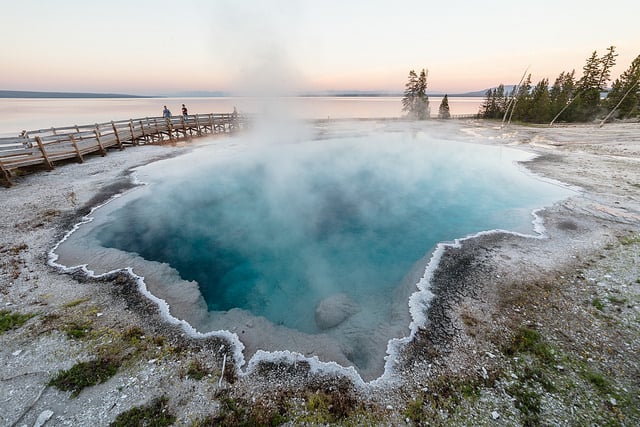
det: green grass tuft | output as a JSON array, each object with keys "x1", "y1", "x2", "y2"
[
  {"x1": 198, "y1": 394, "x2": 289, "y2": 426},
  {"x1": 0, "y1": 309, "x2": 36, "y2": 334},
  {"x1": 507, "y1": 382, "x2": 542, "y2": 426},
  {"x1": 505, "y1": 327, "x2": 554, "y2": 363},
  {"x1": 110, "y1": 396, "x2": 175, "y2": 427},
  {"x1": 592, "y1": 298, "x2": 605, "y2": 311},
  {"x1": 582, "y1": 369, "x2": 611, "y2": 394},
  {"x1": 62, "y1": 298, "x2": 91, "y2": 308},
  {"x1": 186, "y1": 360, "x2": 209, "y2": 381},
  {"x1": 48, "y1": 357, "x2": 121, "y2": 397},
  {"x1": 404, "y1": 397, "x2": 425, "y2": 424},
  {"x1": 63, "y1": 321, "x2": 91, "y2": 339},
  {"x1": 619, "y1": 235, "x2": 640, "y2": 245}
]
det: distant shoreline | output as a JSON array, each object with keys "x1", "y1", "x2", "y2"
[
  {"x1": 0, "y1": 90, "x2": 156, "y2": 99},
  {"x1": 1, "y1": 90, "x2": 486, "y2": 99}
]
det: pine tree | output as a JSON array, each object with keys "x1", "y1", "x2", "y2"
[
  {"x1": 528, "y1": 78, "x2": 551, "y2": 123},
  {"x1": 402, "y1": 68, "x2": 430, "y2": 120},
  {"x1": 479, "y1": 88, "x2": 494, "y2": 118},
  {"x1": 495, "y1": 84, "x2": 508, "y2": 119},
  {"x1": 549, "y1": 70, "x2": 577, "y2": 122},
  {"x1": 479, "y1": 84, "x2": 508, "y2": 119},
  {"x1": 402, "y1": 70, "x2": 418, "y2": 116},
  {"x1": 574, "y1": 46, "x2": 618, "y2": 120},
  {"x1": 512, "y1": 74, "x2": 532, "y2": 121},
  {"x1": 606, "y1": 54, "x2": 640, "y2": 118},
  {"x1": 438, "y1": 94, "x2": 451, "y2": 119},
  {"x1": 598, "y1": 46, "x2": 618, "y2": 88}
]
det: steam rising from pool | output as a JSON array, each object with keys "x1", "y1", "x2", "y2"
[{"x1": 53, "y1": 123, "x2": 573, "y2": 380}]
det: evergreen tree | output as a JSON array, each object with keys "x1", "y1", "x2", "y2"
[
  {"x1": 479, "y1": 88, "x2": 494, "y2": 118},
  {"x1": 528, "y1": 78, "x2": 551, "y2": 123},
  {"x1": 402, "y1": 68, "x2": 430, "y2": 119},
  {"x1": 497, "y1": 84, "x2": 509, "y2": 118},
  {"x1": 476, "y1": 46, "x2": 629, "y2": 124},
  {"x1": 574, "y1": 46, "x2": 617, "y2": 120},
  {"x1": 479, "y1": 84, "x2": 507, "y2": 119},
  {"x1": 512, "y1": 74, "x2": 533, "y2": 121},
  {"x1": 549, "y1": 70, "x2": 577, "y2": 122},
  {"x1": 606, "y1": 54, "x2": 640, "y2": 118},
  {"x1": 402, "y1": 70, "x2": 418, "y2": 115},
  {"x1": 438, "y1": 94, "x2": 451, "y2": 119}
]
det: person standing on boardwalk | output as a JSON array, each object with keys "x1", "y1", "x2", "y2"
[
  {"x1": 162, "y1": 105, "x2": 171, "y2": 118},
  {"x1": 181, "y1": 104, "x2": 188, "y2": 118}
]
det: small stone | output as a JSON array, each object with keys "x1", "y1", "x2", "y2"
[
  {"x1": 33, "y1": 410, "x2": 54, "y2": 427},
  {"x1": 12, "y1": 349, "x2": 22, "y2": 356},
  {"x1": 610, "y1": 397, "x2": 617, "y2": 406},
  {"x1": 492, "y1": 411, "x2": 500, "y2": 420},
  {"x1": 556, "y1": 365, "x2": 565, "y2": 371},
  {"x1": 96, "y1": 312, "x2": 103, "y2": 317},
  {"x1": 386, "y1": 405, "x2": 393, "y2": 410}
]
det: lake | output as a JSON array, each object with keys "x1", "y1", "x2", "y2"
[{"x1": 0, "y1": 96, "x2": 483, "y2": 136}]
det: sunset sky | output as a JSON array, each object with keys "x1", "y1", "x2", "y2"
[{"x1": 2, "y1": 0, "x2": 639, "y2": 96}]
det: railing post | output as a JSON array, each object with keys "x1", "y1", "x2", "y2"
[
  {"x1": 34, "y1": 136, "x2": 53, "y2": 170},
  {"x1": 0, "y1": 162, "x2": 13, "y2": 187},
  {"x1": 166, "y1": 118, "x2": 175, "y2": 142},
  {"x1": 138, "y1": 119, "x2": 147, "y2": 144},
  {"x1": 112, "y1": 121, "x2": 124, "y2": 150},
  {"x1": 180, "y1": 115, "x2": 188, "y2": 139},
  {"x1": 195, "y1": 114, "x2": 202, "y2": 136},
  {"x1": 153, "y1": 117, "x2": 161, "y2": 142},
  {"x1": 93, "y1": 130, "x2": 106, "y2": 156},
  {"x1": 68, "y1": 134, "x2": 84, "y2": 163}
]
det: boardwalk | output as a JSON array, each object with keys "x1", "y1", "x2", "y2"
[{"x1": 0, "y1": 113, "x2": 247, "y2": 187}]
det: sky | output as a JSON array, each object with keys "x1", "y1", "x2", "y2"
[{"x1": 1, "y1": 0, "x2": 639, "y2": 95}]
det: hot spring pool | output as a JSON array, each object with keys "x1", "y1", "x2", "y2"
[{"x1": 52, "y1": 123, "x2": 574, "y2": 380}]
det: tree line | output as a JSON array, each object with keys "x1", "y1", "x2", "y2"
[
  {"x1": 479, "y1": 47, "x2": 640, "y2": 123},
  {"x1": 402, "y1": 47, "x2": 639, "y2": 123}
]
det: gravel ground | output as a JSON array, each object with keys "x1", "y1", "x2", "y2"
[{"x1": 0, "y1": 120, "x2": 638, "y2": 426}]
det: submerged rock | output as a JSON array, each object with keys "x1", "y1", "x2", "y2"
[{"x1": 315, "y1": 293, "x2": 360, "y2": 330}]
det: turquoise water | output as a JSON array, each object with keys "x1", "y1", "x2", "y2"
[{"x1": 95, "y1": 130, "x2": 571, "y2": 337}]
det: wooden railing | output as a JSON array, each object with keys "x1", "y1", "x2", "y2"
[
  {"x1": 448, "y1": 114, "x2": 480, "y2": 119},
  {"x1": 0, "y1": 113, "x2": 247, "y2": 187}
]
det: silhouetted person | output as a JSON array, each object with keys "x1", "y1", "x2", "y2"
[{"x1": 181, "y1": 104, "x2": 188, "y2": 118}]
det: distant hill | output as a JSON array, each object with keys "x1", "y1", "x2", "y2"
[
  {"x1": 456, "y1": 85, "x2": 517, "y2": 97},
  {"x1": 161, "y1": 90, "x2": 228, "y2": 97},
  {"x1": 0, "y1": 90, "x2": 153, "y2": 98},
  {"x1": 1, "y1": 88, "x2": 513, "y2": 99}
]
